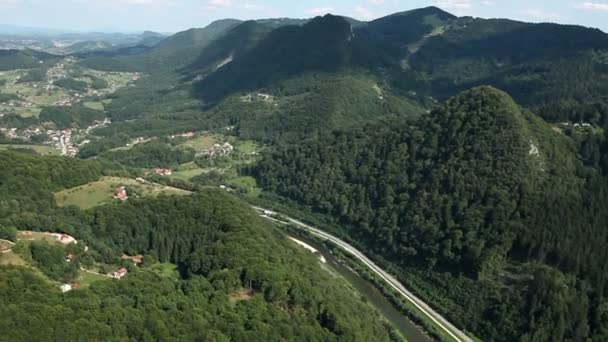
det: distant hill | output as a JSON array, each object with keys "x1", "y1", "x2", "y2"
[
  {"x1": 193, "y1": 15, "x2": 393, "y2": 101},
  {"x1": 0, "y1": 49, "x2": 57, "y2": 70}
]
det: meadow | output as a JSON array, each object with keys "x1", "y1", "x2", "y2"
[{"x1": 54, "y1": 176, "x2": 191, "y2": 209}]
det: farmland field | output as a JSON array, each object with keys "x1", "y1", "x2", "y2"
[
  {"x1": 83, "y1": 101, "x2": 105, "y2": 110},
  {"x1": 235, "y1": 140, "x2": 258, "y2": 154},
  {"x1": 180, "y1": 134, "x2": 221, "y2": 150},
  {"x1": 54, "y1": 176, "x2": 192, "y2": 209},
  {"x1": 0, "y1": 144, "x2": 60, "y2": 155},
  {"x1": 76, "y1": 270, "x2": 110, "y2": 287},
  {"x1": 0, "y1": 251, "x2": 26, "y2": 266},
  {"x1": 227, "y1": 176, "x2": 262, "y2": 197}
]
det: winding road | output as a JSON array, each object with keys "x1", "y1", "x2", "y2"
[{"x1": 253, "y1": 206, "x2": 473, "y2": 342}]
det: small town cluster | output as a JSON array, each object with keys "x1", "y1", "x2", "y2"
[
  {"x1": 18, "y1": 231, "x2": 132, "y2": 293},
  {"x1": 0, "y1": 118, "x2": 111, "y2": 156}
]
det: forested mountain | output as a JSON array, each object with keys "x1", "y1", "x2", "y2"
[
  {"x1": 73, "y1": 7, "x2": 608, "y2": 147},
  {"x1": 183, "y1": 21, "x2": 272, "y2": 78},
  {"x1": 0, "y1": 49, "x2": 57, "y2": 70},
  {"x1": 405, "y1": 17, "x2": 608, "y2": 123},
  {"x1": 253, "y1": 87, "x2": 608, "y2": 341},
  {"x1": 0, "y1": 151, "x2": 398, "y2": 341},
  {"x1": 193, "y1": 14, "x2": 391, "y2": 101},
  {"x1": 3, "y1": 6, "x2": 608, "y2": 341}
]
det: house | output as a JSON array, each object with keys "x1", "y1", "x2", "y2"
[
  {"x1": 113, "y1": 187, "x2": 128, "y2": 201},
  {"x1": 65, "y1": 253, "x2": 75, "y2": 263},
  {"x1": 121, "y1": 254, "x2": 143, "y2": 265},
  {"x1": 112, "y1": 267, "x2": 128, "y2": 279},
  {"x1": 57, "y1": 233, "x2": 76, "y2": 245},
  {"x1": 153, "y1": 168, "x2": 173, "y2": 176},
  {"x1": 198, "y1": 142, "x2": 235, "y2": 158},
  {"x1": 60, "y1": 284, "x2": 72, "y2": 293}
]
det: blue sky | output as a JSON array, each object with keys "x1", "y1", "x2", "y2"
[{"x1": 0, "y1": 0, "x2": 606, "y2": 33}]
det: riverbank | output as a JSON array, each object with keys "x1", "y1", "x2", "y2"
[
  {"x1": 287, "y1": 232, "x2": 431, "y2": 342},
  {"x1": 255, "y1": 206, "x2": 473, "y2": 342}
]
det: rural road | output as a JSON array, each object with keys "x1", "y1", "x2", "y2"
[
  {"x1": 60, "y1": 135, "x2": 68, "y2": 156},
  {"x1": 0, "y1": 238, "x2": 15, "y2": 254},
  {"x1": 253, "y1": 206, "x2": 473, "y2": 342}
]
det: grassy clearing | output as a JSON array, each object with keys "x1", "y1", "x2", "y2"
[
  {"x1": 0, "y1": 144, "x2": 60, "y2": 155},
  {"x1": 16, "y1": 231, "x2": 66, "y2": 244},
  {"x1": 0, "y1": 69, "x2": 25, "y2": 81},
  {"x1": 0, "y1": 240, "x2": 13, "y2": 252},
  {"x1": 83, "y1": 101, "x2": 105, "y2": 111},
  {"x1": 76, "y1": 270, "x2": 109, "y2": 287},
  {"x1": 235, "y1": 140, "x2": 258, "y2": 154},
  {"x1": 54, "y1": 176, "x2": 192, "y2": 209},
  {"x1": 229, "y1": 288, "x2": 254, "y2": 304},
  {"x1": 0, "y1": 250, "x2": 26, "y2": 266},
  {"x1": 0, "y1": 105, "x2": 42, "y2": 118},
  {"x1": 180, "y1": 134, "x2": 221, "y2": 151},
  {"x1": 228, "y1": 176, "x2": 262, "y2": 197},
  {"x1": 150, "y1": 263, "x2": 179, "y2": 279},
  {"x1": 171, "y1": 168, "x2": 208, "y2": 180}
]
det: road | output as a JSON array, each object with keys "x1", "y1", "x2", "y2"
[
  {"x1": 0, "y1": 238, "x2": 15, "y2": 254},
  {"x1": 253, "y1": 206, "x2": 473, "y2": 342},
  {"x1": 60, "y1": 135, "x2": 68, "y2": 156}
]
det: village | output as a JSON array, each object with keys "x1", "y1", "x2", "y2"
[
  {"x1": 1, "y1": 57, "x2": 139, "y2": 117},
  {"x1": 0, "y1": 117, "x2": 111, "y2": 156},
  {"x1": 2, "y1": 230, "x2": 136, "y2": 294}
]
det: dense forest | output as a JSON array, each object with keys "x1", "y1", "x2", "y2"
[
  {"x1": 0, "y1": 151, "x2": 398, "y2": 341},
  {"x1": 253, "y1": 87, "x2": 608, "y2": 341}
]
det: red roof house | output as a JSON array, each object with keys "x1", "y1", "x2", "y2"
[
  {"x1": 113, "y1": 187, "x2": 128, "y2": 201},
  {"x1": 112, "y1": 267, "x2": 128, "y2": 279}
]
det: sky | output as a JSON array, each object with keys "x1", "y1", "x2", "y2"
[{"x1": 0, "y1": 0, "x2": 606, "y2": 33}]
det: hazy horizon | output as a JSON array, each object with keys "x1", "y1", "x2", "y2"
[{"x1": 0, "y1": 1, "x2": 606, "y2": 34}]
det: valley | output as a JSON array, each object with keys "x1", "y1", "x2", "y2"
[{"x1": 1, "y1": 4, "x2": 608, "y2": 342}]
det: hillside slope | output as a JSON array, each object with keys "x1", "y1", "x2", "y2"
[
  {"x1": 0, "y1": 151, "x2": 398, "y2": 341},
  {"x1": 253, "y1": 87, "x2": 608, "y2": 341}
]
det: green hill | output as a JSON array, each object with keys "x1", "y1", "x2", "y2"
[
  {"x1": 404, "y1": 18, "x2": 608, "y2": 122},
  {"x1": 0, "y1": 49, "x2": 57, "y2": 71},
  {"x1": 0, "y1": 150, "x2": 398, "y2": 341},
  {"x1": 79, "y1": 19, "x2": 242, "y2": 73},
  {"x1": 183, "y1": 20, "x2": 272, "y2": 78},
  {"x1": 358, "y1": 6, "x2": 455, "y2": 58},
  {"x1": 193, "y1": 14, "x2": 394, "y2": 102},
  {"x1": 253, "y1": 87, "x2": 608, "y2": 341}
]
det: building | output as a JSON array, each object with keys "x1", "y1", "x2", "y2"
[
  {"x1": 113, "y1": 187, "x2": 128, "y2": 201},
  {"x1": 154, "y1": 168, "x2": 173, "y2": 176},
  {"x1": 65, "y1": 253, "x2": 75, "y2": 263},
  {"x1": 121, "y1": 254, "x2": 144, "y2": 265},
  {"x1": 57, "y1": 233, "x2": 76, "y2": 245},
  {"x1": 112, "y1": 268, "x2": 128, "y2": 279},
  {"x1": 60, "y1": 284, "x2": 72, "y2": 293}
]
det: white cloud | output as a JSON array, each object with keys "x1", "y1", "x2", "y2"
[
  {"x1": 241, "y1": 3, "x2": 263, "y2": 11},
  {"x1": 369, "y1": 0, "x2": 384, "y2": 5},
  {"x1": 306, "y1": 7, "x2": 334, "y2": 16},
  {"x1": 352, "y1": 5, "x2": 375, "y2": 20},
  {"x1": 521, "y1": 8, "x2": 563, "y2": 20},
  {"x1": 435, "y1": 0, "x2": 473, "y2": 15},
  {"x1": 201, "y1": 0, "x2": 232, "y2": 11},
  {"x1": 574, "y1": 2, "x2": 608, "y2": 11}
]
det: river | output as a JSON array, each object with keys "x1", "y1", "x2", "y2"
[{"x1": 289, "y1": 234, "x2": 432, "y2": 342}]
